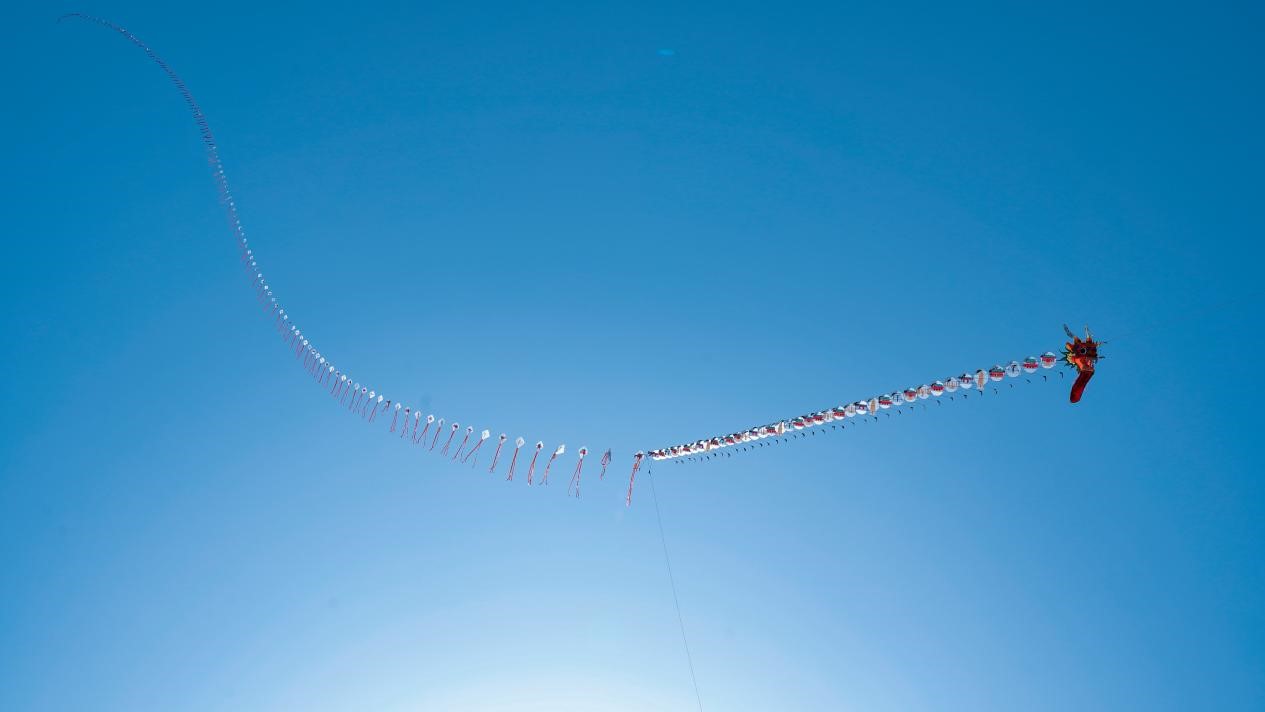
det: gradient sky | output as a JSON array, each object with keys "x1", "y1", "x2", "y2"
[{"x1": 2, "y1": 2, "x2": 1263, "y2": 710}]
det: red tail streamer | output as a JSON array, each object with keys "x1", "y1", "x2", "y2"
[
  {"x1": 506, "y1": 437, "x2": 526, "y2": 480},
  {"x1": 568, "y1": 447, "x2": 588, "y2": 497},
  {"x1": 626, "y1": 452, "x2": 645, "y2": 507},
  {"x1": 599, "y1": 449, "x2": 612, "y2": 479},
  {"x1": 399, "y1": 407, "x2": 411, "y2": 437},
  {"x1": 541, "y1": 444, "x2": 565, "y2": 486},
  {"x1": 526, "y1": 441, "x2": 544, "y2": 485},
  {"x1": 463, "y1": 430, "x2": 490, "y2": 464},
  {"x1": 451, "y1": 426, "x2": 473, "y2": 460},
  {"x1": 441, "y1": 423, "x2": 460, "y2": 455},
  {"x1": 389, "y1": 404, "x2": 402, "y2": 432},
  {"x1": 430, "y1": 419, "x2": 446, "y2": 451},
  {"x1": 488, "y1": 434, "x2": 507, "y2": 473}
]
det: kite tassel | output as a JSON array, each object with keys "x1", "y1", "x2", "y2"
[
  {"x1": 542, "y1": 455, "x2": 556, "y2": 485},
  {"x1": 526, "y1": 444, "x2": 543, "y2": 485},
  {"x1": 462, "y1": 440, "x2": 481, "y2": 463},
  {"x1": 415, "y1": 418, "x2": 433, "y2": 445},
  {"x1": 568, "y1": 448, "x2": 588, "y2": 498},
  {"x1": 441, "y1": 424, "x2": 459, "y2": 455},
  {"x1": 626, "y1": 452, "x2": 645, "y2": 507},
  {"x1": 452, "y1": 428, "x2": 472, "y2": 460},
  {"x1": 488, "y1": 435, "x2": 507, "y2": 474},
  {"x1": 506, "y1": 448, "x2": 520, "y2": 481}
]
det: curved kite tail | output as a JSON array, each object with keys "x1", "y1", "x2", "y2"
[{"x1": 1069, "y1": 369, "x2": 1094, "y2": 403}]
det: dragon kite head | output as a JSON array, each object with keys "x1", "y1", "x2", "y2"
[
  {"x1": 1062, "y1": 324, "x2": 1100, "y2": 373},
  {"x1": 1062, "y1": 324, "x2": 1102, "y2": 403}
]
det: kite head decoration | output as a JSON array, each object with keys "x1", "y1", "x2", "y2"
[{"x1": 1063, "y1": 324, "x2": 1102, "y2": 403}]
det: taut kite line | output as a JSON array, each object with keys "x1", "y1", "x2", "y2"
[{"x1": 61, "y1": 14, "x2": 1101, "y2": 506}]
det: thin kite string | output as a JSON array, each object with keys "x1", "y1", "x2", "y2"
[{"x1": 648, "y1": 466, "x2": 704, "y2": 712}]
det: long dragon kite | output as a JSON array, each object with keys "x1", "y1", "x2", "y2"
[{"x1": 61, "y1": 14, "x2": 1102, "y2": 505}]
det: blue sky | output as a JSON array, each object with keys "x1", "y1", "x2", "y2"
[{"x1": 1, "y1": 2, "x2": 1262, "y2": 709}]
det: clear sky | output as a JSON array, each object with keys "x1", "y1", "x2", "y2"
[{"x1": 2, "y1": 2, "x2": 1262, "y2": 710}]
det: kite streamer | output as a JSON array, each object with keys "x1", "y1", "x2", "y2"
[
  {"x1": 526, "y1": 442, "x2": 544, "y2": 485},
  {"x1": 416, "y1": 415, "x2": 435, "y2": 445},
  {"x1": 441, "y1": 423, "x2": 460, "y2": 456},
  {"x1": 568, "y1": 447, "x2": 588, "y2": 498},
  {"x1": 541, "y1": 444, "x2": 566, "y2": 486},
  {"x1": 451, "y1": 426, "x2": 473, "y2": 460},
  {"x1": 506, "y1": 437, "x2": 527, "y2": 481},
  {"x1": 63, "y1": 14, "x2": 1100, "y2": 508},
  {"x1": 626, "y1": 452, "x2": 645, "y2": 507},
  {"x1": 463, "y1": 430, "x2": 491, "y2": 464},
  {"x1": 488, "y1": 434, "x2": 508, "y2": 473},
  {"x1": 430, "y1": 419, "x2": 445, "y2": 451}
]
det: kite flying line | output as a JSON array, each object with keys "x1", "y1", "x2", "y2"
[
  {"x1": 648, "y1": 465, "x2": 705, "y2": 711},
  {"x1": 60, "y1": 14, "x2": 1102, "y2": 507}
]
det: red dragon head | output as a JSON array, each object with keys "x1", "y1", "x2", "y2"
[
  {"x1": 1063, "y1": 324, "x2": 1102, "y2": 403},
  {"x1": 1062, "y1": 324, "x2": 1100, "y2": 373}
]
